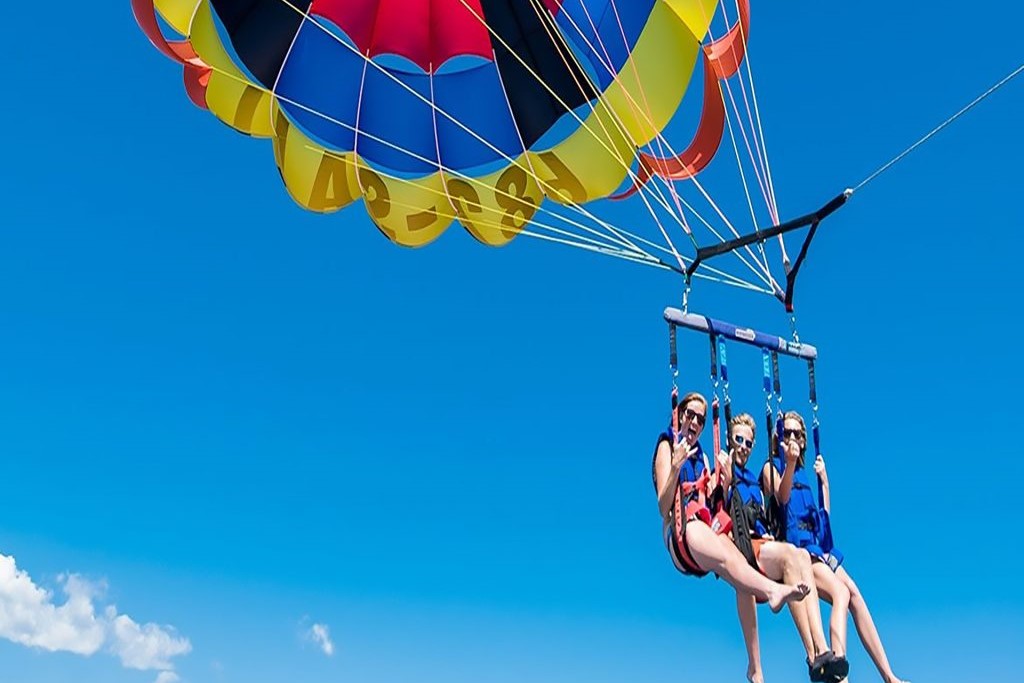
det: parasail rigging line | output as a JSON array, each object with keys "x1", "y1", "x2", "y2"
[
  {"x1": 523, "y1": 0, "x2": 688, "y2": 272},
  {"x1": 850, "y1": 62, "x2": 1024, "y2": 195},
  {"x1": 524, "y1": 0, "x2": 780, "y2": 288},
  {"x1": 153, "y1": 0, "x2": 778, "y2": 291},
  {"x1": 268, "y1": 0, "x2": 710, "y2": 267},
  {"x1": 527, "y1": 0, "x2": 780, "y2": 288},
  {"x1": 310, "y1": 143, "x2": 769, "y2": 292}
]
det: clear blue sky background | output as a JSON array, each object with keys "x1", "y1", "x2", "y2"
[{"x1": 2, "y1": 2, "x2": 1021, "y2": 682}]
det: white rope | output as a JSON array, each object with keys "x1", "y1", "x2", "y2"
[{"x1": 852, "y1": 63, "x2": 1024, "y2": 193}]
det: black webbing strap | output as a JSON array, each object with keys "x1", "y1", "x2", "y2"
[
  {"x1": 669, "y1": 323, "x2": 678, "y2": 372},
  {"x1": 684, "y1": 192, "x2": 849, "y2": 309}
]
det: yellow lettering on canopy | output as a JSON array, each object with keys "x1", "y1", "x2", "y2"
[
  {"x1": 273, "y1": 105, "x2": 359, "y2": 213},
  {"x1": 364, "y1": 170, "x2": 454, "y2": 247},
  {"x1": 307, "y1": 155, "x2": 357, "y2": 212},
  {"x1": 189, "y1": 0, "x2": 274, "y2": 137},
  {"x1": 446, "y1": 156, "x2": 541, "y2": 246}
]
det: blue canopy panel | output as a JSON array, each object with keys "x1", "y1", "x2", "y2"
[
  {"x1": 208, "y1": 0, "x2": 656, "y2": 177},
  {"x1": 555, "y1": 0, "x2": 656, "y2": 90}
]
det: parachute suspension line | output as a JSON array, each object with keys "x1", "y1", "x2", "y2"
[
  {"x1": 682, "y1": 0, "x2": 791, "y2": 289},
  {"x1": 554, "y1": 0, "x2": 780, "y2": 290},
  {"x1": 193, "y1": 0, "x2": 770, "y2": 292},
  {"x1": 457, "y1": 0, "x2": 704, "y2": 232},
  {"x1": 521, "y1": 0, "x2": 688, "y2": 272},
  {"x1": 351, "y1": 51, "x2": 371, "y2": 203},
  {"x1": 707, "y1": 2, "x2": 782, "y2": 284},
  {"x1": 267, "y1": 0, "x2": 312, "y2": 125},
  {"x1": 602, "y1": 0, "x2": 692, "y2": 233},
  {"x1": 186, "y1": 62, "x2": 770, "y2": 290},
  {"x1": 718, "y1": 0, "x2": 779, "y2": 225},
  {"x1": 721, "y1": 92, "x2": 780, "y2": 285},
  {"x1": 138, "y1": 9, "x2": 769, "y2": 289},
  {"x1": 736, "y1": 13, "x2": 781, "y2": 224},
  {"x1": 485, "y1": 35, "x2": 653, "y2": 258},
  {"x1": 713, "y1": 24, "x2": 774, "y2": 226},
  {"x1": 552, "y1": 0, "x2": 710, "y2": 241},
  {"x1": 518, "y1": 0, "x2": 780, "y2": 293},
  {"x1": 268, "y1": 0, "x2": 662, "y2": 260},
  {"x1": 526, "y1": 0, "x2": 744, "y2": 285},
  {"x1": 519, "y1": 0, "x2": 776, "y2": 292},
  {"x1": 850, "y1": 62, "x2": 1024, "y2": 194}
]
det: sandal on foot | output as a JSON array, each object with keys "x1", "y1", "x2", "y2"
[
  {"x1": 808, "y1": 651, "x2": 834, "y2": 682},
  {"x1": 825, "y1": 654, "x2": 850, "y2": 683}
]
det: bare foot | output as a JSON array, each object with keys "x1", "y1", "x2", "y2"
[
  {"x1": 886, "y1": 677, "x2": 910, "y2": 683},
  {"x1": 768, "y1": 582, "x2": 809, "y2": 613},
  {"x1": 747, "y1": 669, "x2": 764, "y2": 683}
]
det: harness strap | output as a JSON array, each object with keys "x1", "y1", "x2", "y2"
[{"x1": 672, "y1": 483, "x2": 707, "y2": 576}]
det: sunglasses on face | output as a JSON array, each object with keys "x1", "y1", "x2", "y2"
[
  {"x1": 782, "y1": 428, "x2": 805, "y2": 440},
  {"x1": 682, "y1": 408, "x2": 706, "y2": 427},
  {"x1": 733, "y1": 434, "x2": 754, "y2": 449}
]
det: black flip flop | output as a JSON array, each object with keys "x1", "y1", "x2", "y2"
[
  {"x1": 807, "y1": 651, "x2": 834, "y2": 682},
  {"x1": 824, "y1": 654, "x2": 850, "y2": 683}
]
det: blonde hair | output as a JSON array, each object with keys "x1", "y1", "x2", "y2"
[
  {"x1": 728, "y1": 413, "x2": 756, "y2": 437},
  {"x1": 782, "y1": 411, "x2": 808, "y2": 465},
  {"x1": 676, "y1": 392, "x2": 707, "y2": 420}
]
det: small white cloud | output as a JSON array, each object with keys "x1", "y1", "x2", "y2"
[
  {"x1": 108, "y1": 609, "x2": 191, "y2": 670},
  {"x1": 0, "y1": 553, "x2": 190, "y2": 677},
  {"x1": 307, "y1": 623, "x2": 335, "y2": 656}
]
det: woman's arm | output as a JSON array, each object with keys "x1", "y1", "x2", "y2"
[
  {"x1": 760, "y1": 456, "x2": 795, "y2": 504},
  {"x1": 814, "y1": 455, "x2": 831, "y2": 513},
  {"x1": 654, "y1": 440, "x2": 682, "y2": 519}
]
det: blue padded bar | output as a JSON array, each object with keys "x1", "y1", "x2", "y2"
[{"x1": 664, "y1": 308, "x2": 818, "y2": 361}]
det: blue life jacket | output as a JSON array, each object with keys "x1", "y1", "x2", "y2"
[
  {"x1": 730, "y1": 461, "x2": 768, "y2": 537},
  {"x1": 679, "y1": 439, "x2": 708, "y2": 505},
  {"x1": 768, "y1": 455, "x2": 843, "y2": 568}
]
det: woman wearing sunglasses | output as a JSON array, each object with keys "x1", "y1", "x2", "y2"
[
  {"x1": 762, "y1": 412, "x2": 908, "y2": 683},
  {"x1": 652, "y1": 393, "x2": 810, "y2": 620},
  {"x1": 723, "y1": 414, "x2": 841, "y2": 683}
]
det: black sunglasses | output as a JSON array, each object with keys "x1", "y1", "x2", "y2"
[
  {"x1": 682, "y1": 407, "x2": 706, "y2": 426},
  {"x1": 782, "y1": 428, "x2": 805, "y2": 440},
  {"x1": 733, "y1": 434, "x2": 754, "y2": 449}
]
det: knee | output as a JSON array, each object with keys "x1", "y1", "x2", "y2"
[
  {"x1": 846, "y1": 579, "x2": 864, "y2": 606},
  {"x1": 833, "y1": 582, "x2": 852, "y2": 606}
]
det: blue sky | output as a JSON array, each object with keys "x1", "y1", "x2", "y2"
[{"x1": 1, "y1": 2, "x2": 1021, "y2": 682}]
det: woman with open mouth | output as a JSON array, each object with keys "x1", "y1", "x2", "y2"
[{"x1": 651, "y1": 392, "x2": 815, "y2": 668}]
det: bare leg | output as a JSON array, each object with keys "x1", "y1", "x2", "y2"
[
  {"x1": 759, "y1": 542, "x2": 830, "y2": 659},
  {"x1": 736, "y1": 592, "x2": 763, "y2": 683},
  {"x1": 812, "y1": 563, "x2": 850, "y2": 658},
  {"x1": 837, "y1": 567, "x2": 907, "y2": 683},
  {"x1": 685, "y1": 523, "x2": 808, "y2": 612}
]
